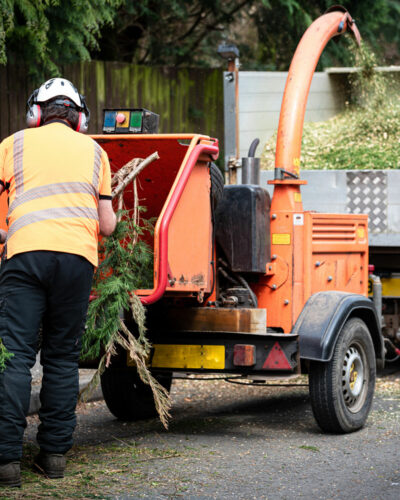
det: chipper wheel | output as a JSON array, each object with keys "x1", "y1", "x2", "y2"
[
  {"x1": 308, "y1": 317, "x2": 376, "y2": 433},
  {"x1": 210, "y1": 162, "x2": 224, "y2": 211},
  {"x1": 101, "y1": 364, "x2": 172, "y2": 421}
]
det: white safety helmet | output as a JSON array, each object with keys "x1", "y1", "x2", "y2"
[
  {"x1": 26, "y1": 77, "x2": 90, "y2": 133},
  {"x1": 36, "y1": 78, "x2": 83, "y2": 107}
]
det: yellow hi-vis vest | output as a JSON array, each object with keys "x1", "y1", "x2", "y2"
[{"x1": 0, "y1": 122, "x2": 112, "y2": 267}]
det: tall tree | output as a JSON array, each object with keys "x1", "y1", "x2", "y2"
[
  {"x1": 0, "y1": 0, "x2": 121, "y2": 81},
  {"x1": 93, "y1": 0, "x2": 257, "y2": 66},
  {"x1": 93, "y1": 0, "x2": 400, "y2": 69}
]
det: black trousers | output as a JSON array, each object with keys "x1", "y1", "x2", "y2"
[{"x1": 0, "y1": 251, "x2": 93, "y2": 463}]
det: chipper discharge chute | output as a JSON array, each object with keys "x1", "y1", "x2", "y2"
[{"x1": 85, "y1": 6, "x2": 383, "y2": 432}]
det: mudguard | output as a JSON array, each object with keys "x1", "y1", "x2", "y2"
[{"x1": 294, "y1": 291, "x2": 383, "y2": 363}]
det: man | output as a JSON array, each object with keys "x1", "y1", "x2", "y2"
[{"x1": 0, "y1": 78, "x2": 116, "y2": 487}]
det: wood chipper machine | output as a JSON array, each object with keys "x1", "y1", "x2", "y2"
[{"x1": 89, "y1": 6, "x2": 383, "y2": 433}]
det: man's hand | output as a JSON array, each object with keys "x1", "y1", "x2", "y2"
[{"x1": 0, "y1": 229, "x2": 7, "y2": 244}]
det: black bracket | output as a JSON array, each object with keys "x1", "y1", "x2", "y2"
[{"x1": 274, "y1": 168, "x2": 299, "y2": 180}]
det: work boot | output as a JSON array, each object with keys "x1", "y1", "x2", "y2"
[
  {"x1": 34, "y1": 451, "x2": 66, "y2": 479},
  {"x1": 0, "y1": 461, "x2": 21, "y2": 488}
]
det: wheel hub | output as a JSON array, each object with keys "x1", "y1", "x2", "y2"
[{"x1": 342, "y1": 345, "x2": 366, "y2": 411}]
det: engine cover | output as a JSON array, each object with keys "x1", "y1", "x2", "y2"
[{"x1": 215, "y1": 185, "x2": 270, "y2": 273}]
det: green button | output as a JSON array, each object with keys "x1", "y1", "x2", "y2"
[{"x1": 130, "y1": 111, "x2": 142, "y2": 129}]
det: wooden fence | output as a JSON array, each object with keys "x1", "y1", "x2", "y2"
[{"x1": 0, "y1": 62, "x2": 224, "y2": 142}]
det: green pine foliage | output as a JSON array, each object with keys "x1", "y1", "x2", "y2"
[
  {"x1": 80, "y1": 210, "x2": 172, "y2": 427},
  {"x1": 0, "y1": 337, "x2": 13, "y2": 372},
  {"x1": 0, "y1": 0, "x2": 121, "y2": 80},
  {"x1": 81, "y1": 209, "x2": 153, "y2": 361}
]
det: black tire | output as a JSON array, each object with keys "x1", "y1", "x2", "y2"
[
  {"x1": 309, "y1": 317, "x2": 376, "y2": 433},
  {"x1": 101, "y1": 366, "x2": 172, "y2": 421},
  {"x1": 210, "y1": 162, "x2": 224, "y2": 211}
]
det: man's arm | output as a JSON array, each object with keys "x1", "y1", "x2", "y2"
[
  {"x1": 97, "y1": 147, "x2": 116, "y2": 236},
  {"x1": 98, "y1": 198, "x2": 117, "y2": 236},
  {"x1": 0, "y1": 185, "x2": 6, "y2": 244}
]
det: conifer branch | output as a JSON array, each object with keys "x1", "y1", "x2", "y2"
[
  {"x1": 0, "y1": 338, "x2": 14, "y2": 372},
  {"x1": 80, "y1": 152, "x2": 172, "y2": 428}
]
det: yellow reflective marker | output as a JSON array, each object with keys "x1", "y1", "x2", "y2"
[
  {"x1": 272, "y1": 233, "x2": 291, "y2": 245},
  {"x1": 294, "y1": 192, "x2": 302, "y2": 202},
  {"x1": 357, "y1": 227, "x2": 365, "y2": 239},
  {"x1": 151, "y1": 344, "x2": 225, "y2": 369}
]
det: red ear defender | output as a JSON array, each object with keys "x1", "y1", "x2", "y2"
[
  {"x1": 76, "y1": 111, "x2": 89, "y2": 133},
  {"x1": 26, "y1": 103, "x2": 42, "y2": 128},
  {"x1": 76, "y1": 111, "x2": 83, "y2": 132},
  {"x1": 36, "y1": 105, "x2": 41, "y2": 127}
]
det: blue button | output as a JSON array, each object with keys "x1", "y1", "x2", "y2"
[{"x1": 104, "y1": 111, "x2": 116, "y2": 129}]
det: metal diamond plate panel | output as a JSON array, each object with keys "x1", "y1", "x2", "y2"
[{"x1": 346, "y1": 171, "x2": 387, "y2": 233}]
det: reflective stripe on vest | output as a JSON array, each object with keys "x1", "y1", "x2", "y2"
[
  {"x1": 92, "y1": 142, "x2": 102, "y2": 188},
  {"x1": 7, "y1": 140, "x2": 103, "y2": 242},
  {"x1": 8, "y1": 181, "x2": 98, "y2": 216},
  {"x1": 7, "y1": 206, "x2": 99, "y2": 240},
  {"x1": 13, "y1": 131, "x2": 24, "y2": 196}
]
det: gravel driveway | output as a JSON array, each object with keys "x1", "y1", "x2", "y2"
[{"x1": 9, "y1": 370, "x2": 399, "y2": 500}]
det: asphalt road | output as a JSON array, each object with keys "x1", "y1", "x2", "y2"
[{"x1": 19, "y1": 370, "x2": 400, "y2": 500}]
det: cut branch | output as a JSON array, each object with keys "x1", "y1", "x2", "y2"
[{"x1": 112, "y1": 151, "x2": 159, "y2": 199}]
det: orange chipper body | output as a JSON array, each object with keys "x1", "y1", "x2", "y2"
[{"x1": 90, "y1": 7, "x2": 381, "y2": 435}]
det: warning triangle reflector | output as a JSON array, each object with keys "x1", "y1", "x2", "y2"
[{"x1": 262, "y1": 341, "x2": 292, "y2": 370}]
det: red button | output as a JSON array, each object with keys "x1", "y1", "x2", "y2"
[{"x1": 116, "y1": 113, "x2": 126, "y2": 124}]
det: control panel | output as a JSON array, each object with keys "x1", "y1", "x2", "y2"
[{"x1": 102, "y1": 108, "x2": 160, "y2": 134}]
